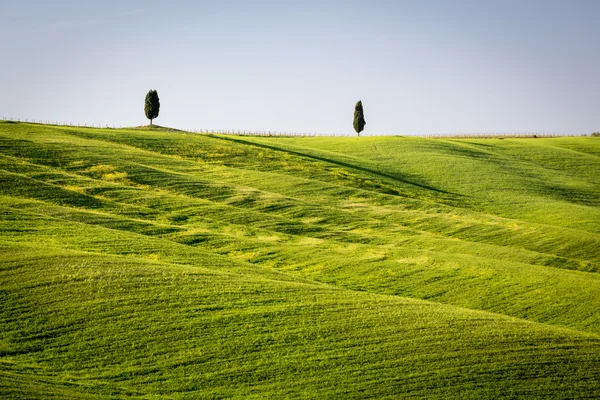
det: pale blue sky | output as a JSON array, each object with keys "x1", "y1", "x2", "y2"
[{"x1": 1, "y1": 0, "x2": 599, "y2": 134}]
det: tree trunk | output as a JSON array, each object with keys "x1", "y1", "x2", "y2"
[{"x1": 150, "y1": 118, "x2": 153, "y2": 126}]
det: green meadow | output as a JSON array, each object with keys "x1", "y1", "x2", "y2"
[{"x1": 1, "y1": 121, "x2": 599, "y2": 398}]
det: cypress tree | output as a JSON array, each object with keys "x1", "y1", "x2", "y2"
[
  {"x1": 144, "y1": 90, "x2": 160, "y2": 125},
  {"x1": 353, "y1": 100, "x2": 366, "y2": 136}
]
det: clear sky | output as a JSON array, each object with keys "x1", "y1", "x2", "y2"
[{"x1": 1, "y1": 0, "x2": 599, "y2": 135}]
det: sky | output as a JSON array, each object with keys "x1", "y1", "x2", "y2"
[{"x1": 1, "y1": 0, "x2": 599, "y2": 135}]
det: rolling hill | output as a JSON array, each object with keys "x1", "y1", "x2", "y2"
[{"x1": 1, "y1": 121, "x2": 599, "y2": 398}]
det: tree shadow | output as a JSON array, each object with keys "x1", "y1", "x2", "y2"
[{"x1": 214, "y1": 136, "x2": 462, "y2": 197}]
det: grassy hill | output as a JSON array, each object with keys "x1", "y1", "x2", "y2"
[{"x1": 1, "y1": 121, "x2": 599, "y2": 398}]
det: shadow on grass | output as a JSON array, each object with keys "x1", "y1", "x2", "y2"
[{"x1": 214, "y1": 136, "x2": 462, "y2": 197}]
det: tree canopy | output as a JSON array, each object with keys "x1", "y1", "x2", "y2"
[
  {"x1": 353, "y1": 101, "x2": 366, "y2": 136},
  {"x1": 144, "y1": 90, "x2": 160, "y2": 125}
]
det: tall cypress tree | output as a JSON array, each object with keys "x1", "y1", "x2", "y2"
[
  {"x1": 144, "y1": 90, "x2": 160, "y2": 125},
  {"x1": 353, "y1": 100, "x2": 366, "y2": 136}
]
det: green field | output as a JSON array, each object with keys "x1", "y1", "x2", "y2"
[{"x1": 1, "y1": 121, "x2": 599, "y2": 398}]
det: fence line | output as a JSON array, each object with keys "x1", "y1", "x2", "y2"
[
  {"x1": 0, "y1": 117, "x2": 590, "y2": 138},
  {"x1": 0, "y1": 117, "x2": 122, "y2": 130},
  {"x1": 420, "y1": 132, "x2": 587, "y2": 139},
  {"x1": 183, "y1": 128, "x2": 357, "y2": 137}
]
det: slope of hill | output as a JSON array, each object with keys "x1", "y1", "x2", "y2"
[{"x1": 1, "y1": 121, "x2": 599, "y2": 398}]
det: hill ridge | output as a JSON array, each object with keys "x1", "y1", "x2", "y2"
[{"x1": 2, "y1": 122, "x2": 600, "y2": 398}]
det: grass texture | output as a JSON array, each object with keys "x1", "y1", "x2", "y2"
[{"x1": 1, "y1": 121, "x2": 599, "y2": 398}]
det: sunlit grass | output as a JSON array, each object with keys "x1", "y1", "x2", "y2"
[{"x1": 1, "y1": 121, "x2": 599, "y2": 398}]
